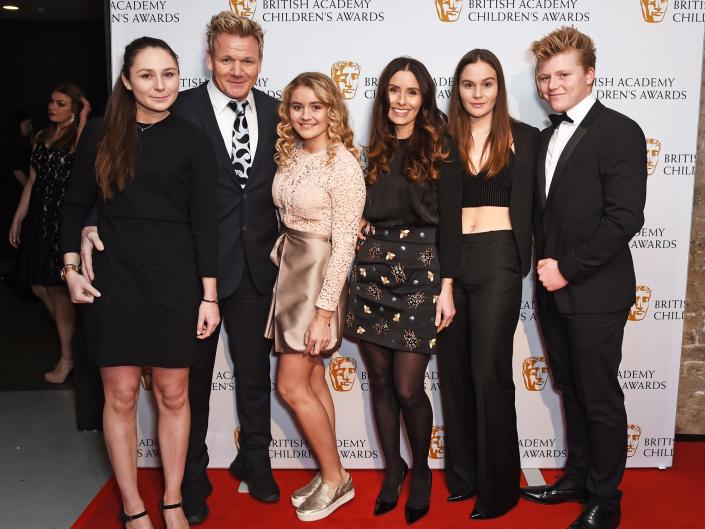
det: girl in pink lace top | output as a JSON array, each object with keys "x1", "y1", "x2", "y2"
[{"x1": 268, "y1": 72, "x2": 364, "y2": 522}]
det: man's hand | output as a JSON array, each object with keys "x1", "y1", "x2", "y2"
[
  {"x1": 537, "y1": 258, "x2": 569, "y2": 292},
  {"x1": 81, "y1": 226, "x2": 104, "y2": 281}
]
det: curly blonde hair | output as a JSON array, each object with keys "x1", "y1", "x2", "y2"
[{"x1": 275, "y1": 72, "x2": 359, "y2": 167}]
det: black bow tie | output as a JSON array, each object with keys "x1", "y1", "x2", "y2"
[{"x1": 549, "y1": 112, "x2": 574, "y2": 127}]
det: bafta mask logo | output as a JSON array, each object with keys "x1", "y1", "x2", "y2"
[
  {"x1": 646, "y1": 138, "x2": 661, "y2": 176},
  {"x1": 140, "y1": 367, "x2": 153, "y2": 391},
  {"x1": 229, "y1": 0, "x2": 256, "y2": 18},
  {"x1": 435, "y1": 0, "x2": 463, "y2": 22},
  {"x1": 640, "y1": 0, "x2": 669, "y2": 23},
  {"x1": 331, "y1": 61, "x2": 361, "y2": 100},
  {"x1": 627, "y1": 424, "x2": 641, "y2": 457},
  {"x1": 328, "y1": 354, "x2": 358, "y2": 392},
  {"x1": 234, "y1": 426, "x2": 241, "y2": 451},
  {"x1": 628, "y1": 285, "x2": 653, "y2": 321},
  {"x1": 522, "y1": 356, "x2": 549, "y2": 391},
  {"x1": 428, "y1": 426, "x2": 446, "y2": 459}
]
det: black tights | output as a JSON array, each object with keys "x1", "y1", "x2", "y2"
[{"x1": 361, "y1": 342, "x2": 432, "y2": 508}]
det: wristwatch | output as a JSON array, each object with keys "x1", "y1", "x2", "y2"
[{"x1": 60, "y1": 263, "x2": 81, "y2": 281}]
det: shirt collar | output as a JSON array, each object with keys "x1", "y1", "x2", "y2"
[
  {"x1": 565, "y1": 92, "x2": 596, "y2": 127},
  {"x1": 207, "y1": 79, "x2": 256, "y2": 113}
]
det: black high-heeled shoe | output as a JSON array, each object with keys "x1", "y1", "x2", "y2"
[
  {"x1": 161, "y1": 499, "x2": 184, "y2": 526},
  {"x1": 374, "y1": 460, "x2": 409, "y2": 516},
  {"x1": 405, "y1": 469, "x2": 432, "y2": 524},
  {"x1": 119, "y1": 509, "x2": 148, "y2": 528}
]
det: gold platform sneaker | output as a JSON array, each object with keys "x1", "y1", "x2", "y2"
[
  {"x1": 291, "y1": 472, "x2": 322, "y2": 507},
  {"x1": 295, "y1": 473, "x2": 354, "y2": 521}
]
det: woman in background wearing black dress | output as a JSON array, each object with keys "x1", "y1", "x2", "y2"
[
  {"x1": 344, "y1": 57, "x2": 461, "y2": 524},
  {"x1": 8, "y1": 84, "x2": 90, "y2": 383},
  {"x1": 61, "y1": 38, "x2": 219, "y2": 529},
  {"x1": 438, "y1": 49, "x2": 539, "y2": 520}
]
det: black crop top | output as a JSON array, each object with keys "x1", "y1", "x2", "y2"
[{"x1": 462, "y1": 154, "x2": 513, "y2": 207}]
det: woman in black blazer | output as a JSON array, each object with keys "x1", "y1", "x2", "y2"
[{"x1": 437, "y1": 49, "x2": 539, "y2": 520}]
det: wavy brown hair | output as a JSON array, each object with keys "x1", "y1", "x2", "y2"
[
  {"x1": 366, "y1": 57, "x2": 448, "y2": 186},
  {"x1": 448, "y1": 49, "x2": 513, "y2": 177},
  {"x1": 275, "y1": 72, "x2": 358, "y2": 166},
  {"x1": 36, "y1": 83, "x2": 85, "y2": 152},
  {"x1": 95, "y1": 37, "x2": 178, "y2": 200}
]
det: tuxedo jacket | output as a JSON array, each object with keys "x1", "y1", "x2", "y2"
[
  {"x1": 533, "y1": 100, "x2": 647, "y2": 314},
  {"x1": 171, "y1": 83, "x2": 280, "y2": 298}
]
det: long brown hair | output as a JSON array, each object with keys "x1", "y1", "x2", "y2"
[
  {"x1": 95, "y1": 37, "x2": 178, "y2": 200},
  {"x1": 36, "y1": 83, "x2": 85, "y2": 152},
  {"x1": 366, "y1": 57, "x2": 448, "y2": 186},
  {"x1": 448, "y1": 49, "x2": 513, "y2": 177}
]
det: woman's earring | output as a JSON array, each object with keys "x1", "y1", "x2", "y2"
[{"x1": 70, "y1": 113, "x2": 76, "y2": 124}]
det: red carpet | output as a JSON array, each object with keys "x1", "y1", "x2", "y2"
[{"x1": 72, "y1": 442, "x2": 705, "y2": 528}]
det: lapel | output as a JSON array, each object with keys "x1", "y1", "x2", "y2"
[
  {"x1": 536, "y1": 128, "x2": 552, "y2": 210},
  {"x1": 545, "y1": 100, "x2": 604, "y2": 208},
  {"x1": 194, "y1": 83, "x2": 238, "y2": 185},
  {"x1": 247, "y1": 88, "x2": 274, "y2": 188}
]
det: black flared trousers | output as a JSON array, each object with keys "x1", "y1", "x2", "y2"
[{"x1": 438, "y1": 230, "x2": 522, "y2": 517}]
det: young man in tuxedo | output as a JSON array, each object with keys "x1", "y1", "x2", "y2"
[
  {"x1": 521, "y1": 27, "x2": 647, "y2": 529},
  {"x1": 80, "y1": 13, "x2": 281, "y2": 523}
]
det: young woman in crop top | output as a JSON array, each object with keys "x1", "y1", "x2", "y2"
[{"x1": 437, "y1": 49, "x2": 539, "y2": 520}]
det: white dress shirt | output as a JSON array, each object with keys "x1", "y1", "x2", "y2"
[
  {"x1": 207, "y1": 80, "x2": 259, "y2": 162},
  {"x1": 545, "y1": 92, "x2": 597, "y2": 197}
]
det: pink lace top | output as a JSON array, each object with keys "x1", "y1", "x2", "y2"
[{"x1": 273, "y1": 144, "x2": 365, "y2": 311}]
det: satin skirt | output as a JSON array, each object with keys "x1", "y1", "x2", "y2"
[{"x1": 265, "y1": 227, "x2": 346, "y2": 354}]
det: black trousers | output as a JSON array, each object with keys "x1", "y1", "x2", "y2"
[
  {"x1": 184, "y1": 266, "x2": 273, "y2": 483},
  {"x1": 437, "y1": 231, "x2": 522, "y2": 517},
  {"x1": 537, "y1": 298, "x2": 628, "y2": 509}
]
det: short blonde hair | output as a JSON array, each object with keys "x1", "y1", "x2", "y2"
[
  {"x1": 275, "y1": 72, "x2": 359, "y2": 166},
  {"x1": 530, "y1": 26, "x2": 596, "y2": 71},
  {"x1": 206, "y1": 11, "x2": 264, "y2": 58}
]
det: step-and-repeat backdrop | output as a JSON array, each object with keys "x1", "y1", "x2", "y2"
[{"x1": 111, "y1": 0, "x2": 705, "y2": 469}]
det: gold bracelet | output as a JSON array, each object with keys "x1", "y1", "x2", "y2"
[
  {"x1": 60, "y1": 263, "x2": 81, "y2": 281},
  {"x1": 201, "y1": 298, "x2": 218, "y2": 304}
]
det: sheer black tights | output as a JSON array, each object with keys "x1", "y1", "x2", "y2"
[{"x1": 360, "y1": 342, "x2": 433, "y2": 508}]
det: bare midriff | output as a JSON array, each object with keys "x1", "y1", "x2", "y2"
[{"x1": 462, "y1": 206, "x2": 512, "y2": 234}]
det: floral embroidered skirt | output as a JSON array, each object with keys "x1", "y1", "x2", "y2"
[{"x1": 344, "y1": 225, "x2": 441, "y2": 354}]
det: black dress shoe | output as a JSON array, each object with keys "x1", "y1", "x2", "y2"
[
  {"x1": 182, "y1": 481, "x2": 209, "y2": 525},
  {"x1": 374, "y1": 460, "x2": 408, "y2": 516},
  {"x1": 447, "y1": 490, "x2": 474, "y2": 503},
  {"x1": 229, "y1": 456, "x2": 280, "y2": 503},
  {"x1": 521, "y1": 477, "x2": 587, "y2": 505},
  {"x1": 405, "y1": 470, "x2": 432, "y2": 524},
  {"x1": 569, "y1": 504, "x2": 620, "y2": 529}
]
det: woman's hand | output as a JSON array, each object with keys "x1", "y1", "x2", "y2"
[
  {"x1": 8, "y1": 217, "x2": 22, "y2": 248},
  {"x1": 79, "y1": 97, "x2": 92, "y2": 124},
  {"x1": 435, "y1": 278, "x2": 456, "y2": 332},
  {"x1": 357, "y1": 218, "x2": 370, "y2": 241},
  {"x1": 196, "y1": 301, "x2": 220, "y2": 340},
  {"x1": 66, "y1": 271, "x2": 101, "y2": 304},
  {"x1": 304, "y1": 309, "x2": 333, "y2": 356}
]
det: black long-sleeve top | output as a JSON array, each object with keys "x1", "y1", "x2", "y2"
[
  {"x1": 61, "y1": 115, "x2": 218, "y2": 278},
  {"x1": 363, "y1": 139, "x2": 462, "y2": 278}
]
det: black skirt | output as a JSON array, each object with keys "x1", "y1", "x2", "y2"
[{"x1": 344, "y1": 226, "x2": 441, "y2": 354}]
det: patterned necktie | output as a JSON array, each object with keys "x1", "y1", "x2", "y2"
[{"x1": 228, "y1": 100, "x2": 251, "y2": 189}]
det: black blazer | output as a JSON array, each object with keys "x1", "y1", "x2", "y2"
[
  {"x1": 533, "y1": 100, "x2": 647, "y2": 314},
  {"x1": 509, "y1": 120, "x2": 540, "y2": 277},
  {"x1": 171, "y1": 83, "x2": 280, "y2": 298}
]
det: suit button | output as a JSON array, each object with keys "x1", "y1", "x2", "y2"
[{"x1": 242, "y1": 225, "x2": 247, "y2": 231}]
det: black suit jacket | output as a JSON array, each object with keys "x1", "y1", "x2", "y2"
[
  {"x1": 509, "y1": 120, "x2": 540, "y2": 277},
  {"x1": 533, "y1": 100, "x2": 647, "y2": 314},
  {"x1": 171, "y1": 83, "x2": 280, "y2": 298}
]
